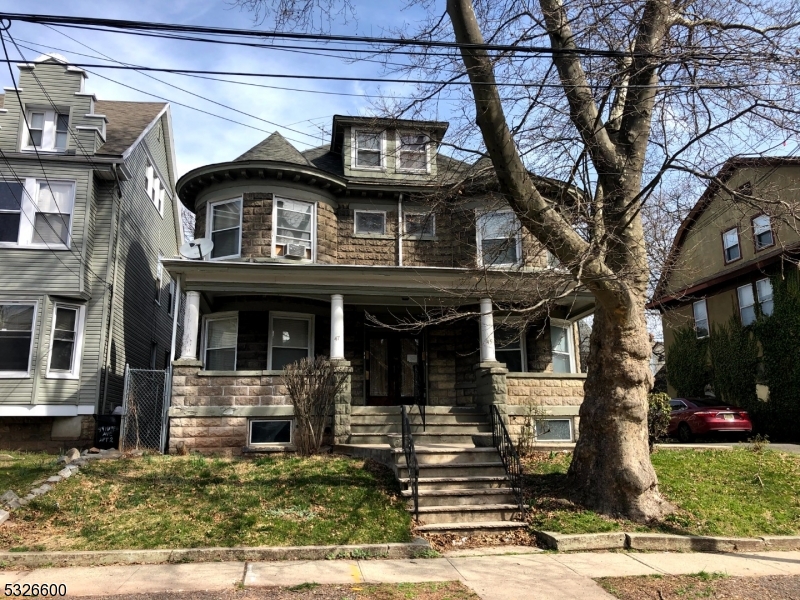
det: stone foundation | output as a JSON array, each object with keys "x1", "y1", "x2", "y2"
[
  {"x1": 0, "y1": 416, "x2": 95, "y2": 454},
  {"x1": 506, "y1": 373, "x2": 585, "y2": 406}
]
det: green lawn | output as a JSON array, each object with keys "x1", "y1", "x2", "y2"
[
  {"x1": 524, "y1": 448, "x2": 800, "y2": 536},
  {"x1": 0, "y1": 452, "x2": 61, "y2": 498},
  {"x1": 0, "y1": 454, "x2": 412, "y2": 551}
]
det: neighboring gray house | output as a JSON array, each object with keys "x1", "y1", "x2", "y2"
[{"x1": 0, "y1": 54, "x2": 182, "y2": 451}]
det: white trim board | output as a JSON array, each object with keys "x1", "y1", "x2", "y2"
[{"x1": 0, "y1": 404, "x2": 95, "y2": 417}]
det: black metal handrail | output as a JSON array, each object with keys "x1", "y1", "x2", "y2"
[
  {"x1": 413, "y1": 364, "x2": 426, "y2": 431},
  {"x1": 490, "y1": 404, "x2": 524, "y2": 515},
  {"x1": 400, "y1": 404, "x2": 420, "y2": 520}
]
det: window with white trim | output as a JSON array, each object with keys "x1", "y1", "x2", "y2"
[
  {"x1": 145, "y1": 161, "x2": 166, "y2": 215},
  {"x1": 550, "y1": 321, "x2": 576, "y2": 374},
  {"x1": 273, "y1": 198, "x2": 314, "y2": 260},
  {"x1": 167, "y1": 279, "x2": 175, "y2": 315},
  {"x1": 534, "y1": 419, "x2": 572, "y2": 441},
  {"x1": 203, "y1": 313, "x2": 238, "y2": 371},
  {"x1": 397, "y1": 132, "x2": 429, "y2": 171},
  {"x1": 269, "y1": 313, "x2": 314, "y2": 370},
  {"x1": 0, "y1": 302, "x2": 37, "y2": 377},
  {"x1": 0, "y1": 179, "x2": 75, "y2": 248},
  {"x1": 354, "y1": 130, "x2": 383, "y2": 169},
  {"x1": 738, "y1": 278, "x2": 774, "y2": 326},
  {"x1": 753, "y1": 215, "x2": 774, "y2": 250},
  {"x1": 155, "y1": 254, "x2": 163, "y2": 304},
  {"x1": 249, "y1": 419, "x2": 293, "y2": 446},
  {"x1": 693, "y1": 299, "x2": 709, "y2": 338},
  {"x1": 723, "y1": 227, "x2": 740, "y2": 263},
  {"x1": 354, "y1": 210, "x2": 386, "y2": 235},
  {"x1": 47, "y1": 303, "x2": 85, "y2": 379},
  {"x1": 404, "y1": 212, "x2": 435, "y2": 237},
  {"x1": 477, "y1": 211, "x2": 521, "y2": 267},
  {"x1": 23, "y1": 108, "x2": 69, "y2": 152},
  {"x1": 207, "y1": 198, "x2": 242, "y2": 260},
  {"x1": 495, "y1": 326, "x2": 526, "y2": 372},
  {"x1": 757, "y1": 278, "x2": 774, "y2": 317}
]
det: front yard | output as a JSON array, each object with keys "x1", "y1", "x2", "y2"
[
  {"x1": 0, "y1": 452, "x2": 61, "y2": 498},
  {"x1": 0, "y1": 454, "x2": 412, "y2": 551},
  {"x1": 525, "y1": 448, "x2": 800, "y2": 537}
]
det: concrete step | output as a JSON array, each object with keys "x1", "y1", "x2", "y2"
[
  {"x1": 416, "y1": 504, "x2": 521, "y2": 524},
  {"x1": 400, "y1": 475, "x2": 512, "y2": 490},
  {"x1": 350, "y1": 414, "x2": 488, "y2": 426},
  {"x1": 396, "y1": 447, "x2": 500, "y2": 465},
  {"x1": 351, "y1": 423, "x2": 491, "y2": 434},
  {"x1": 351, "y1": 405, "x2": 482, "y2": 416},
  {"x1": 415, "y1": 521, "x2": 528, "y2": 535},
  {"x1": 402, "y1": 488, "x2": 517, "y2": 507},
  {"x1": 350, "y1": 432, "x2": 492, "y2": 446},
  {"x1": 397, "y1": 461, "x2": 506, "y2": 479}
]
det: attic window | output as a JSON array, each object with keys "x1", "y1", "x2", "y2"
[
  {"x1": 397, "y1": 133, "x2": 429, "y2": 172},
  {"x1": 145, "y1": 161, "x2": 165, "y2": 216},
  {"x1": 752, "y1": 214, "x2": 774, "y2": 250},
  {"x1": 24, "y1": 109, "x2": 69, "y2": 152},
  {"x1": 354, "y1": 131, "x2": 383, "y2": 169},
  {"x1": 722, "y1": 227, "x2": 740, "y2": 263}
]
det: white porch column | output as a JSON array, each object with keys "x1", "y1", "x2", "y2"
[
  {"x1": 330, "y1": 294, "x2": 345, "y2": 360},
  {"x1": 180, "y1": 291, "x2": 201, "y2": 360},
  {"x1": 479, "y1": 297, "x2": 496, "y2": 362}
]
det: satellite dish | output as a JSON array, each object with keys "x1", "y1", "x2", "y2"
[{"x1": 180, "y1": 238, "x2": 213, "y2": 260}]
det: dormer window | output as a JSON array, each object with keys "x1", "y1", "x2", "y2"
[
  {"x1": 24, "y1": 109, "x2": 69, "y2": 152},
  {"x1": 397, "y1": 133, "x2": 429, "y2": 172},
  {"x1": 354, "y1": 131, "x2": 383, "y2": 169}
]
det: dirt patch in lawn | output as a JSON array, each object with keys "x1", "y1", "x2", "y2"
[{"x1": 598, "y1": 573, "x2": 800, "y2": 599}]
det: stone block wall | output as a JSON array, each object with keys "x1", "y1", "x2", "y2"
[
  {"x1": 169, "y1": 416, "x2": 249, "y2": 456},
  {"x1": 337, "y1": 209, "x2": 398, "y2": 265},
  {"x1": 240, "y1": 193, "x2": 274, "y2": 258},
  {"x1": 0, "y1": 416, "x2": 95, "y2": 453},
  {"x1": 171, "y1": 367, "x2": 289, "y2": 409},
  {"x1": 317, "y1": 202, "x2": 337, "y2": 263},
  {"x1": 506, "y1": 374, "x2": 585, "y2": 406}
]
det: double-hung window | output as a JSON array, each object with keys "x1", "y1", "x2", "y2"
[
  {"x1": 0, "y1": 179, "x2": 75, "y2": 248},
  {"x1": 354, "y1": 210, "x2": 386, "y2": 235},
  {"x1": 47, "y1": 303, "x2": 85, "y2": 379},
  {"x1": 397, "y1": 132, "x2": 429, "y2": 172},
  {"x1": 24, "y1": 109, "x2": 69, "y2": 152},
  {"x1": 155, "y1": 255, "x2": 164, "y2": 304},
  {"x1": 404, "y1": 212, "x2": 435, "y2": 237},
  {"x1": 203, "y1": 313, "x2": 238, "y2": 371},
  {"x1": 477, "y1": 210, "x2": 521, "y2": 267},
  {"x1": 757, "y1": 278, "x2": 774, "y2": 316},
  {"x1": 269, "y1": 313, "x2": 313, "y2": 370},
  {"x1": 752, "y1": 215, "x2": 774, "y2": 251},
  {"x1": 693, "y1": 299, "x2": 709, "y2": 338},
  {"x1": 32, "y1": 181, "x2": 73, "y2": 246},
  {"x1": 207, "y1": 198, "x2": 242, "y2": 260},
  {"x1": 722, "y1": 227, "x2": 740, "y2": 263},
  {"x1": 738, "y1": 278, "x2": 774, "y2": 326},
  {"x1": 0, "y1": 181, "x2": 25, "y2": 244},
  {"x1": 273, "y1": 198, "x2": 314, "y2": 259},
  {"x1": 0, "y1": 302, "x2": 37, "y2": 377},
  {"x1": 145, "y1": 161, "x2": 165, "y2": 215},
  {"x1": 550, "y1": 320, "x2": 576, "y2": 373},
  {"x1": 354, "y1": 131, "x2": 383, "y2": 169},
  {"x1": 494, "y1": 326, "x2": 525, "y2": 372}
]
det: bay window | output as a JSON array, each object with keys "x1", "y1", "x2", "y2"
[
  {"x1": 207, "y1": 198, "x2": 242, "y2": 260},
  {"x1": 0, "y1": 302, "x2": 37, "y2": 377},
  {"x1": 273, "y1": 198, "x2": 314, "y2": 259}
]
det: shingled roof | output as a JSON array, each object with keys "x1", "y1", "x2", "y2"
[
  {"x1": 95, "y1": 100, "x2": 166, "y2": 156},
  {"x1": 236, "y1": 131, "x2": 311, "y2": 165}
]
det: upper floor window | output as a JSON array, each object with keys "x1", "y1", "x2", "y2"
[
  {"x1": 0, "y1": 179, "x2": 75, "y2": 249},
  {"x1": 550, "y1": 320, "x2": 576, "y2": 373},
  {"x1": 404, "y1": 212, "x2": 435, "y2": 237},
  {"x1": 24, "y1": 109, "x2": 69, "y2": 152},
  {"x1": 397, "y1": 133, "x2": 429, "y2": 172},
  {"x1": 155, "y1": 254, "x2": 164, "y2": 305},
  {"x1": 354, "y1": 131, "x2": 383, "y2": 169},
  {"x1": 722, "y1": 227, "x2": 740, "y2": 263},
  {"x1": 273, "y1": 198, "x2": 314, "y2": 260},
  {"x1": 145, "y1": 161, "x2": 165, "y2": 215},
  {"x1": 693, "y1": 299, "x2": 709, "y2": 338},
  {"x1": 354, "y1": 210, "x2": 386, "y2": 235},
  {"x1": 0, "y1": 302, "x2": 37, "y2": 378},
  {"x1": 269, "y1": 312, "x2": 314, "y2": 370},
  {"x1": 477, "y1": 210, "x2": 521, "y2": 267},
  {"x1": 207, "y1": 198, "x2": 242, "y2": 260},
  {"x1": 46, "y1": 303, "x2": 85, "y2": 379},
  {"x1": 752, "y1": 215, "x2": 774, "y2": 251},
  {"x1": 738, "y1": 278, "x2": 773, "y2": 326},
  {"x1": 203, "y1": 313, "x2": 238, "y2": 371}
]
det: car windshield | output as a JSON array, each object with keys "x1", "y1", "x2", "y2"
[{"x1": 687, "y1": 397, "x2": 727, "y2": 407}]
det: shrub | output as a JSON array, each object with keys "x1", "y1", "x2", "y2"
[
  {"x1": 708, "y1": 316, "x2": 759, "y2": 409},
  {"x1": 647, "y1": 392, "x2": 672, "y2": 451},
  {"x1": 665, "y1": 326, "x2": 710, "y2": 397}
]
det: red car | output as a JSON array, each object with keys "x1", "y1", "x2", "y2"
[{"x1": 668, "y1": 397, "x2": 753, "y2": 442}]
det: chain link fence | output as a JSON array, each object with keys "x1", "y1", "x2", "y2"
[{"x1": 120, "y1": 365, "x2": 170, "y2": 452}]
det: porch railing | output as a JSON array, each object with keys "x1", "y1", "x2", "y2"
[
  {"x1": 400, "y1": 404, "x2": 420, "y2": 520},
  {"x1": 413, "y1": 364, "x2": 426, "y2": 431},
  {"x1": 489, "y1": 404, "x2": 524, "y2": 515}
]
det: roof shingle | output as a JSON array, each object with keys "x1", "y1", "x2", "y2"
[
  {"x1": 95, "y1": 100, "x2": 166, "y2": 156},
  {"x1": 236, "y1": 131, "x2": 311, "y2": 165}
]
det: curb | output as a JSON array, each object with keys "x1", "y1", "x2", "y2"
[
  {"x1": 0, "y1": 539, "x2": 434, "y2": 569},
  {"x1": 533, "y1": 531, "x2": 800, "y2": 553}
]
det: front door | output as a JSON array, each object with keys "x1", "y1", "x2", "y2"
[{"x1": 366, "y1": 334, "x2": 424, "y2": 406}]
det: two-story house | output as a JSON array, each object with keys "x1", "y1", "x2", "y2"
[
  {"x1": 166, "y1": 115, "x2": 595, "y2": 456},
  {"x1": 649, "y1": 156, "x2": 800, "y2": 396},
  {"x1": 0, "y1": 54, "x2": 182, "y2": 451}
]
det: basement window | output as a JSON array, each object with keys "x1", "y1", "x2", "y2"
[
  {"x1": 249, "y1": 419, "x2": 292, "y2": 445},
  {"x1": 534, "y1": 419, "x2": 572, "y2": 442}
]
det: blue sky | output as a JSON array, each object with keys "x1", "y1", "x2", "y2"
[{"x1": 1, "y1": 1, "x2": 439, "y2": 176}]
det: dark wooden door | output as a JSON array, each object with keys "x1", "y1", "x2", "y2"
[{"x1": 366, "y1": 334, "x2": 424, "y2": 406}]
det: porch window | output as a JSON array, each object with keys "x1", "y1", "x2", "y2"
[
  {"x1": 397, "y1": 132, "x2": 429, "y2": 172},
  {"x1": 477, "y1": 210, "x2": 521, "y2": 267},
  {"x1": 273, "y1": 198, "x2": 314, "y2": 260},
  {"x1": 203, "y1": 313, "x2": 238, "y2": 370},
  {"x1": 752, "y1": 215, "x2": 774, "y2": 250},
  {"x1": 269, "y1": 313, "x2": 314, "y2": 370},
  {"x1": 693, "y1": 299, "x2": 709, "y2": 338},
  {"x1": 722, "y1": 227, "x2": 740, "y2": 263},
  {"x1": 208, "y1": 198, "x2": 242, "y2": 260},
  {"x1": 535, "y1": 419, "x2": 572, "y2": 441},
  {"x1": 354, "y1": 210, "x2": 386, "y2": 235},
  {"x1": 0, "y1": 302, "x2": 37, "y2": 377},
  {"x1": 249, "y1": 419, "x2": 292, "y2": 446},
  {"x1": 46, "y1": 303, "x2": 85, "y2": 379},
  {"x1": 404, "y1": 212, "x2": 435, "y2": 237},
  {"x1": 550, "y1": 321, "x2": 576, "y2": 373},
  {"x1": 494, "y1": 326, "x2": 525, "y2": 372},
  {"x1": 354, "y1": 130, "x2": 383, "y2": 169}
]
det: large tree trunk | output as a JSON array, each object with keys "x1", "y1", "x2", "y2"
[{"x1": 568, "y1": 299, "x2": 673, "y2": 521}]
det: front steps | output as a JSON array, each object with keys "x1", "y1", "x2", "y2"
[{"x1": 345, "y1": 406, "x2": 526, "y2": 536}]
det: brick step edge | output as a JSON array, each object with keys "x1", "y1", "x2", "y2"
[
  {"x1": 0, "y1": 540, "x2": 435, "y2": 568},
  {"x1": 533, "y1": 530, "x2": 800, "y2": 553}
]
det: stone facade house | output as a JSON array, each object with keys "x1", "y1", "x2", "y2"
[
  {"x1": 0, "y1": 54, "x2": 182, "y2": 451},
  {"x1": 166, "y1": 116, "x2": 594, "y2": 455}
]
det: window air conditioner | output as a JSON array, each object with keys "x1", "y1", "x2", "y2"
[{"x1": 285, "y1": 243, "x2": 306, "y2": 258}]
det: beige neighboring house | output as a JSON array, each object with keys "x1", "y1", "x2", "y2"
[
  {"x1": 648, "y1": 157, "x2": 800, "y2": 396},
  {"x1": 0, "y1": 54, "x2": 182, "y2": 451}
]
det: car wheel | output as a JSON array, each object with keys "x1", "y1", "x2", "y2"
[{"x1": 677, "y1": 422, "x2": 694, "y2": 443}]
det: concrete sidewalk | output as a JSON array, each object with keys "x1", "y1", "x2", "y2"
[{"x1": 2, "y1": 550, "x2": 800, "y2": 599}]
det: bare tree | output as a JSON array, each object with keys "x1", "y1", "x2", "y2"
[{"x1": 235, "y1": 0, "x2": 800, "y2": 521}]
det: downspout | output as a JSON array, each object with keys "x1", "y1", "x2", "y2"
[{"x1": 397, "y1": 194, "x2": 403, "y2": 266}]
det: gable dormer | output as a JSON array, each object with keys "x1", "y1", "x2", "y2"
[{"x1": 330, "y1": 115, "x2": 448, "y2": 182}]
